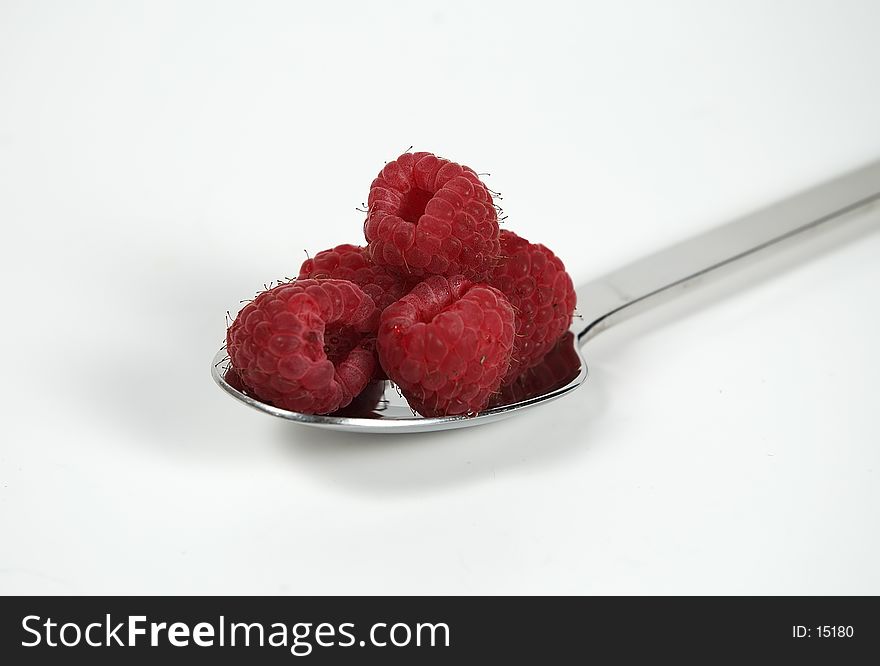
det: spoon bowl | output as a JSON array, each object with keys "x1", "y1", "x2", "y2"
[{"x1": 211, "y1": 331, "x2": 588, "y2": 433}]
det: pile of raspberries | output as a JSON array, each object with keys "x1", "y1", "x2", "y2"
[{"x1": 225, "y1": 151, "x2": 576, "y2": 417}]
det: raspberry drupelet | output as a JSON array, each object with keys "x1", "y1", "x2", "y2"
[
  {"x1": 364, "y1": 151, "x2": 501, "y2": 280},
  {"x1": 378, "y1": 275, "x2": 515, "y2": 417},
  {"x1": 226, "y1": 279, "x2": 379, "y2": 414}
]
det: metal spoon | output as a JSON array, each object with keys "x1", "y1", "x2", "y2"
[{"x1": 212, "y1": 161, "x2": 880, "y2": 433}]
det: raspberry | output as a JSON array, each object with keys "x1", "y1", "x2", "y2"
[
  {"x1": 226, "y1": 279, "x2": 379, "y2": 414},
  {"x1": 378, "y1": 275, "x2": 515, "y2": 417},
  {"x1": 489, "y1": 332, "x2": 580, "y2": 406},
  {"x1": 298, "y1": 243, "x2": 412, "y2": 311},
  {"x1": 489, "y1": 230, "x2": 577, "y2": 384},
  {"x1": 223, "y1": 366, "x2": 248, "y2": 394},
  {"x1": 334, "y1": 379, "x2": 386, "y2": 417},
  {"x1": 364, "y1": 151, "x2": 500, "y2": 280}
]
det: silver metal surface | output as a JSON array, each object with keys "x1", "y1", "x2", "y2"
[{"x1": 211, "y1": 160, "x2": 880, "y2": 433}]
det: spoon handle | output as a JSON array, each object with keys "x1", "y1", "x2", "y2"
[{"x1": 574, "y1": 160, "x2": 880, "y2": 344}]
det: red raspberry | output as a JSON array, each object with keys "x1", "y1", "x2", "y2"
[
  {"x1": 334, "y1": 379, "x2": 386, "y2": 418},
  {"x1": 489, "y1": 332, "x2": 580, "y2": 406},
  {"x1": 226, "y1": 279, "x2": 379, "y2": 414},
  {"x1": 489, "y1": 230, "x2": 577, "y2": 384},
  {"x1": 364, "y1": 151, "x2": 500, "y2": 280},
  {"x1": 378, "y1": 275, "x2": 515, "y2": 417},
  {"x1": 223, "y1": 366, "x2": 249, "y2": 394},
  {"x1": 298, "y1": 243, "x2": 412, "y2": 311}
]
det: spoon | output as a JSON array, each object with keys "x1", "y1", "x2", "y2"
[{"x1": 212, "y1": 160, "x2": 880, "y2": 433}]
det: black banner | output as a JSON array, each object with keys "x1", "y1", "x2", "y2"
[{"x1": 0, "y1": 596, "x2": 875, "y2": 663}]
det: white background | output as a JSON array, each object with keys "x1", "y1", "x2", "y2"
[{"x1": 1, "y1": 0, "x2": 879, "y2": 594}]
